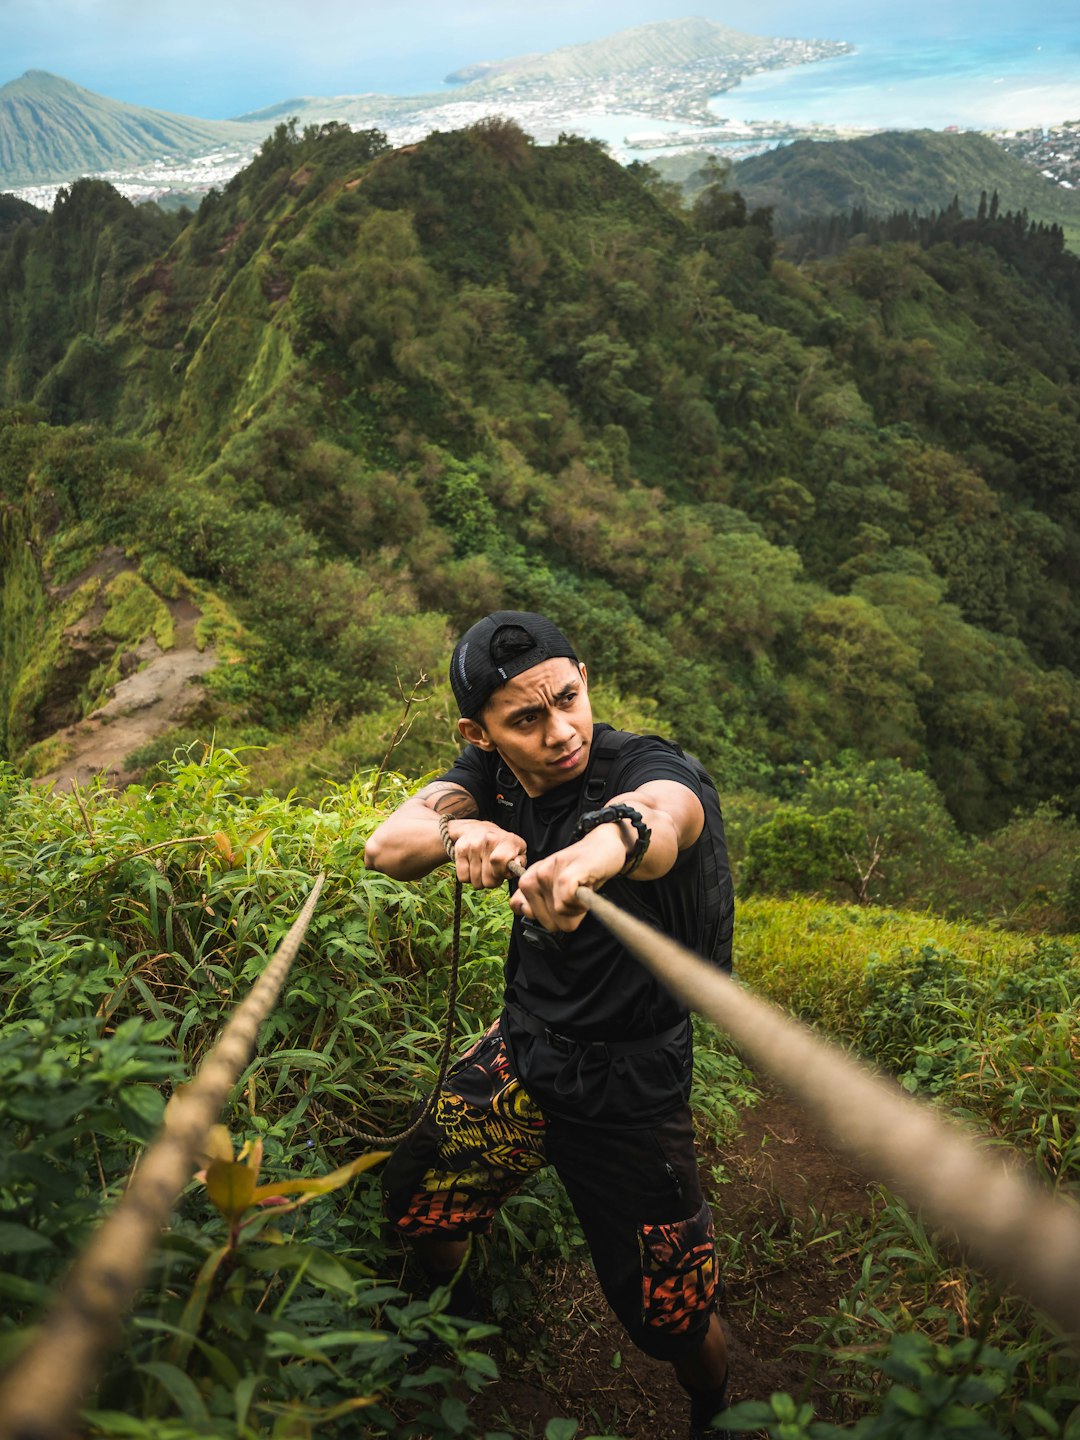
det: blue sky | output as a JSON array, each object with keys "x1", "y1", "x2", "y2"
[{"x1": 2, "y1": 0, "x2": 1075, "y2": 118}]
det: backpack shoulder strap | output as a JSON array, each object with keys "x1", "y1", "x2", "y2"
[
  {"x1": 492, "y1": 758, "x2": 524, "y2": 829},
  {"x1": 580, "y1": 726, "x2": 635, "y2": 811}
]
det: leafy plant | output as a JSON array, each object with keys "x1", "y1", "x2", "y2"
[{"x1": 0, "y1": 751, "x2": 514, "y2": 1435}]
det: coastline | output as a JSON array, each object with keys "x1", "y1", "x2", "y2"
[{"x1": 712, "y1": 34, "x2": 1080, "y2": 133}]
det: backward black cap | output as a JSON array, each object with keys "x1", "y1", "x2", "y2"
[{"x1": 449, "y1": 611, "x2": 579, "y2": 719}]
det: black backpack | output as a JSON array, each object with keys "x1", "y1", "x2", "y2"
[{"x1": 496, "y1": 725, "x2": 735, "y2": 971}]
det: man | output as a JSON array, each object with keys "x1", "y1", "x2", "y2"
[{"x1": 364, "y1": 610, "x2": 733, "y2": 1438}]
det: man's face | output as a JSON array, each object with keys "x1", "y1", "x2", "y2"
[{"x1": 458, "y1": 658, "x2": 592, "y2": 797}]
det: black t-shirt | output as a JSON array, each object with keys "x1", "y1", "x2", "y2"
[{"x1": 441, "y1": 723, "x2": 707, "y2": 1040}]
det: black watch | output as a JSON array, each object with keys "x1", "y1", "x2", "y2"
[{"x1": 573, "y1": 804, "x2": 651, "y2": 877}]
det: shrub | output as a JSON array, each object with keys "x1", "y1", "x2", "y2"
[{"x1": 741, "y1": 804, "x2": 862, "y2": 898}]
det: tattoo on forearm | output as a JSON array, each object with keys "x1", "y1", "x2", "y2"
[{"x1": 423, "y1": 784, "x2": 479, "y2": 820}]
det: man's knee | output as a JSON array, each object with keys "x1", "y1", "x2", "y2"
[
  {"x1": 382, "y1": 1146, "x2": 500, "y2": 1239},
  {"x1": 622, "y1": 1198, "x2": 720, "y2": 1362},
  {"x1": 380, "y1": 1095, "x2": 542, "y2": 1240}
]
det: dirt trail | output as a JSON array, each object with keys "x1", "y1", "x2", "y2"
[
  {"x1": 37, "y1": 588, "x2": 215, "y2": 793},
  {"x1": 476, "y1": 1090, "x2": 873, "y2": 1438}
]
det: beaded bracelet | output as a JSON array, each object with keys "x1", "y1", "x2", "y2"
[{"x1": 572, "y1": 803, "x2": 652, "y2": 877}]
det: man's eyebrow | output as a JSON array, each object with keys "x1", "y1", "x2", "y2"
[{"x1": 503, "y1": 682, "x2": 578, "y2": 722}]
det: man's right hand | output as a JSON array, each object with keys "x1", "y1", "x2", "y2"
[
  {"x1": 365, "y1": 780, "x2": 525, "y2": 886},
  {"x1": 446, "y1": 820, "x2": 527, "y2": 889}
]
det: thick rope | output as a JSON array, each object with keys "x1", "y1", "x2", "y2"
[
  {"x1": 574, "y1": 883, "x2": 1080, "y2": 1348},
  {"x1": 0, "y1": 876, "x2": 326, "y2": 1440}
]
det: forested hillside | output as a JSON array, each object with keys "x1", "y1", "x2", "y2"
[
  {"x1": 728, "y1": 129, "x2": 1080, "y2": 249},
  {"x1": 1, "y1": 117, "x2": 1078, "y2": 914},
  {"x1": 0, "y1": 190, "x2": 44, "y2": 232}
]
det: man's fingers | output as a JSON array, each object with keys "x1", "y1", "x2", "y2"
[
  {"x1": 509, "y1": 891, "x2": 534, "y2": 921},
  {"x1": 488, "y1": 842, "x2": 526, "y2": 888},
  {"x1": 516, "y1": 864, "x2": 589, "y2": 932},
  {"x1": 454, "y1": 834, "x2": 526, "y2": 889},
  {"x1": 455, "y1": 848, "x2": 487, "y2": 888}
]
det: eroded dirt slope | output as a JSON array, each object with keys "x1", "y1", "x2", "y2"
[{"x1": 35, "y1": 552, "x2": 215, "y2": 792}]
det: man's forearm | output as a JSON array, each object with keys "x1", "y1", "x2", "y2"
[
  {"x1": 364, "y1": 783, "x2": 479, "y2": 880},
  {"x1": 609, "y1": 783, "x2": 705, "y2": 881},
  {"x1": 363, "y1": 806, "x2": 447, "y2": 879}
]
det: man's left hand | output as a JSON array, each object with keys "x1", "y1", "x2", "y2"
[
  {"x1": 507, "y1": 780, "x2": 704, "y2": 936},
  {"x1": 509, "y1": 825, "x2": 628, "y2": 933}
]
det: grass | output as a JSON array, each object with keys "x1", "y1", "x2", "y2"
[
  {"x1": 734, "y1": 895, "x2": 1057, "y2": 1029},
  {"x1": 99, "y1": 571, "x2": 175, "y2": 651}
]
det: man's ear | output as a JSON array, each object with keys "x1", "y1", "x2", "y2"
[
  {"x1": 578, "y1": 662, "x2": 588, "y2": 688},
  {"x1": 458, "y1": 716, "x2": 494, "y2": 751}
]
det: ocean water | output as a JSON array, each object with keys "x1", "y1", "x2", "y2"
[{"x1": 715, "y1": 21, "x2": 1080, "y2": 131}]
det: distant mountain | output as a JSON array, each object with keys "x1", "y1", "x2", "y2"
[
  {"x1": 729, "y1": 130, "x2": 1080, "y2": 246},
  {"x1": 233, "y1": 17, "x2": 851, "y2": 133},
  {"x1": 0, "y1": 71, "x2": 263, "y2": 186},
  {"x1": 445, "y1": 16, "x2": 849, "y2": 87},
  {"x1": 0, "y1": 22, "x2": 850, "y2": 197}
]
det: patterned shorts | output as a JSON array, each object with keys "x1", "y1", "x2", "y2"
[{"x1": 381, "y1": 1018, "x2": 719, "y2": 1360}]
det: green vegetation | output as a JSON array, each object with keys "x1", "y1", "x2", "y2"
[
  {"x1": 726, "y1": 896, "x2": 1080, "y2": 1439},
  {"x1": 0, "y1": 750, "x2": 1077, "y2": 1437},
  {"x1": 1, "y1": 119, "x2": 1079, "y2": 1434},
  {"x1": 731, "y1": 755, "x2": 1080, "y2": 929},
  {"x1": 727, "y1": 130, "x2": 1080, "y2": 251},
  {"x1": 0, "y1": 192, "x2": 44, "y2": 233},
  {"x1": 0, "y1": 751, "x2": 512, "y2": 1438}
]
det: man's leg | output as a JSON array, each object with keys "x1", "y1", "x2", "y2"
[
  {"x1": 546, "y1": 1106, "x2": 729, "y2": 1435},
  {"x1": 406, "y1": 1234, "x2": 475, "y2": 1318},
  {"x1": 675, "y1": 1311, "x2": 727, "y2": 1389},
  {"x1": 381, "y1": 1019, "x2": 546, "y2": 1315},
  {"x1": 412, "y1": 1235, "x2": 471, "y2": 1275},
  {"x1": 676, "y1": 1312, "x2": 730, "y2": 1436}
]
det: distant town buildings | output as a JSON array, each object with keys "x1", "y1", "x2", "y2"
[{"x1": 994, "y1": 123, "x2": 1080, "y2": 190}]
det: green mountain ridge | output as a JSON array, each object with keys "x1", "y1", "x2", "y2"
[
  {"x1": 0, "y1": 70, "x2": 265, "y2": 186},
  {"x1": 1, "y1": 120, "x2": 1078, "y2": 842},
  {"x1": 728, "y1": 130, "x2": 1080, "y2": 248},
  {"x1": 0, "y1": 190, "x2": 44, "y2": 232}
]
